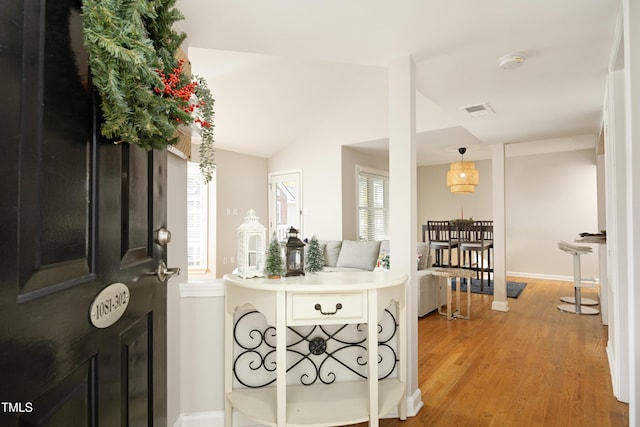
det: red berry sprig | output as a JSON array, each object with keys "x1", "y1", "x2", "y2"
[{"x1": 155, "y1": 60, "x2": 211, "y2": 128}]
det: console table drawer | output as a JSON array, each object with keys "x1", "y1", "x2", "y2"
[{"x1": 287, "y1": 292, "x2": 367, "y2": 325}]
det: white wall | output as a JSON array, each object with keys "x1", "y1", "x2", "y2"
[
  {"x1": 269, "y1": 138, "x2": 344, "y2": 240},
  {"x1": 264, "y1": 65, "x2": 459, "y2": 241},
  {"x1": 170, "y1": 148, "x2": 269, "y2": 424},
  {"x1": 416, "y1": 147, "x2": 599, "y2": 280},
  {"x1": 215, "y1": 149, "x2": 269, "y2": 277},
  {"x1": 178, "y1": 283, "x2": 225, "y2": 419},
  {"x1": 174, "y1": 148, "x2": 270, "y2": 425},
  {"x1": 506, "y1": 148, "x2": 598, "y2": 279},
  {"x1": 266, "y1": 64, "x2": 389, "y2": 240}
]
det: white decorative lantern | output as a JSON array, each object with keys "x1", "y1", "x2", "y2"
[{"x1": 236, "y1": 209, "x2": 266, "y2": 278}]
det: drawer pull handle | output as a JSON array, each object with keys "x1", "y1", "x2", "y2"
[{"x1": 314, "y1": 303, "x2": 343, "y2": 315}]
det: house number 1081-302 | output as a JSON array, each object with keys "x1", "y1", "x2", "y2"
[{"x1": 89, "y1": 283, "x2": 130, "y2": 328}]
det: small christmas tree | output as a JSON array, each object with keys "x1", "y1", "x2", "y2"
[
  {"x1": 305, "y1": 235, "x2": 324, "y2": 274},
  {"x1": 264, "y1": 232, "x2": 284, "y2": 278}
]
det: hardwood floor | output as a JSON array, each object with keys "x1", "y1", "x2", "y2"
[{"x1": 352, "y1": 277, "x2": 629, "y2": 427}]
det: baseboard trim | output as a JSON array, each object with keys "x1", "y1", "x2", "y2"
[
  {"x1": 606, "y1": 343, "x2": 619, "y2": 400},
  {"x1": 491, "y1": 300, "x2": 510, "y2": 312},
  {"x1": 176, "y1": 410, "x2": 259, "y2": 427},
  {"x1": 176, "y1": 391, "x2": 424, "y2": 427},
  {"x1": 507, "y1": 271, "x2": 600, "y2": 284},
  {"x1": 407, "y1": 386, "x2": 424, "y2": 417},
  {"x1": 507, "y1": 271, "x2": 571, "y2": 282},
  {"x1": 605, "y1": 342, "x2": 630, "y2": 404},
  {"x1": 174, "y1": 411, "x2": 220, "y2": 427}
]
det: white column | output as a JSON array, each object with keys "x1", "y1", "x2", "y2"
[
  {"x1": 623, "y1": 0, "x2": 639, "y2": 422},
  {"x1": 388, "y1": 56, "x2": 420, "y2": 414},
  {"x1": 491, "y1": 143, "x2": 509, "y2": 312}
]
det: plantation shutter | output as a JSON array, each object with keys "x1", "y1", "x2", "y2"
[{"x1": 358, "y1": 169, "x2": 389, "y2": 241}]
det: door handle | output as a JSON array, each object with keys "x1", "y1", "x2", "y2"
[{"x1": 144, "y1": 261, "x2": 180, "y2": 282}]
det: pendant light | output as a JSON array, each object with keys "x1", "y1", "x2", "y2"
[{"x1": 447, "y1": 147, "x2": 479, "y2": 194}]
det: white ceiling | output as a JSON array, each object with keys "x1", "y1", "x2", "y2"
[{"x1": 175, "y1": 0, "x2": 618, "y2": 165}]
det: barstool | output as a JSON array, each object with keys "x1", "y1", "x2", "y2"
[
  {"x1": 425, "y1": 221, "x2": 458, "y2": 267},
  {"x1": 557, "y1": 241, "x2": 599, "y2": 315}
]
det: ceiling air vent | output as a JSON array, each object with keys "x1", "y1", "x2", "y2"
[{"x1": 463, "y1": 102, "x2": 495, "y2": 118}]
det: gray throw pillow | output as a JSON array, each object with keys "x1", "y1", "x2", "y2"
[
  {"x1": 321, "y1": 240, "x2": 342, "y2": 267},
  {"x1": 336, "y1": 240, "x2": 381, "y2": 271}
]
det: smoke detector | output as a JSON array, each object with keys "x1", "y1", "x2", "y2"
[
  {"x1": 498, "y1": 52, "x2": 526, "y2": 70},
  {"x1": 463, "y1": 102, "x2": 495, "y2": 118}
]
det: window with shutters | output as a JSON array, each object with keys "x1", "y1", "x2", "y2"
[
  {"x1": 187, "y1": 161, "x2": 209, "y2": 272},
  {"x1": 357, "y1": 167, "x2": 389, "y2": 241}
]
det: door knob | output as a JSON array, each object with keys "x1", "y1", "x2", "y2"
[{"x1": 155, "y1": 227, "x2": 172, "y2": 246}]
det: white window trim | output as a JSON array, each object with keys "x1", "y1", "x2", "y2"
[
  {"x1": 356, "y1": 165, "x2": 389, "y2": 241},
  {"x1": 187, "y1": 162, "x2": 209, "y2": 273}
]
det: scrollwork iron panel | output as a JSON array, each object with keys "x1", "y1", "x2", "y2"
[{"x1": 232, "y1": 305, "x2": 399, "y2": 388}]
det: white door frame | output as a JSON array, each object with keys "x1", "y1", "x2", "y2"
[{"x1": 268, "y1": 169, "x2": 303, "y2": 241}]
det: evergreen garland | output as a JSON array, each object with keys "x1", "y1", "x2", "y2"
[
  {"x1": 305, "y1": 236, "x2": 324, "y2": 273},
  {"x1": 264, "y1": 233, "x2": 284, "y2": 277},
  {"x1": 82, "y1": 0, "x2": 217, "y2": 181},
  {"x1": 82, "y1": 0, "x2": 187, "y2": 150}
]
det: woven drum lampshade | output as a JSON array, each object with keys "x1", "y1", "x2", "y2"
[{"x1": 447, "y1": 148, "x2": 479, "y2": 194}]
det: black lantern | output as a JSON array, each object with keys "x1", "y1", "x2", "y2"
[{"x1": 285, "y1": 226, "x2": 305, "y2": 277}]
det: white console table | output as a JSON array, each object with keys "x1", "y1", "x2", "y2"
[{"x1": 223, "y1": 271, "x2": 408, "y2": 427}]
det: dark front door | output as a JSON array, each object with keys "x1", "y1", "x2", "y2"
[{"x1": 1, "y1": 0, "x2": 169, "y2": 425}]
